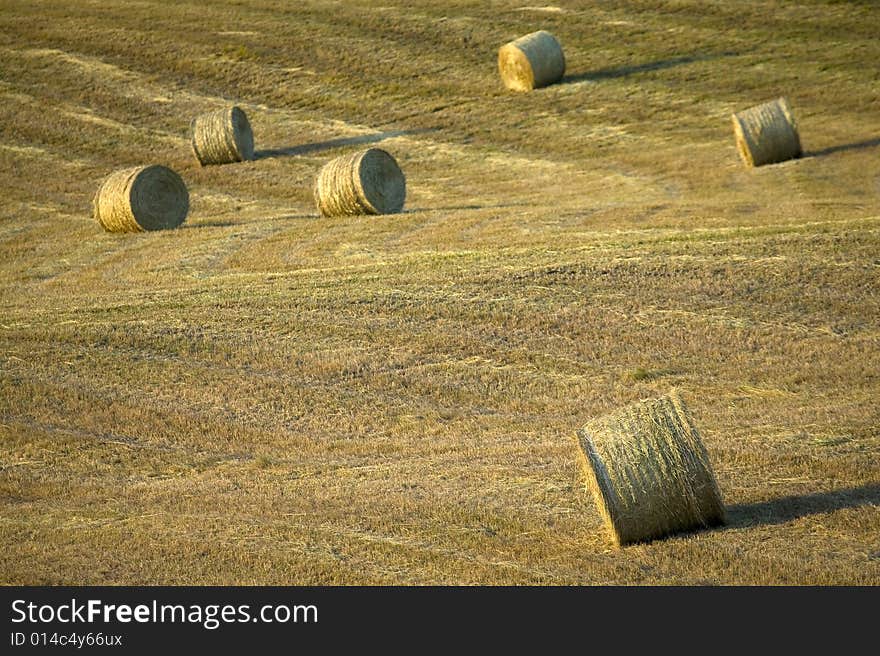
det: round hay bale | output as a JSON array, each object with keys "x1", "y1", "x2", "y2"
[
  {"x1": 93, "y1": 165, "x2": 189, "y2": 233},
  {"x1": 498, "y1": 30, "x2": 565, "y2": 92},
  {"x1": 190, "y1": 106, "x2": 255, "y2": 166},
  {"x1": 732, "y1": 97, "x2": 802, "y2": 167},
  {"x1": 314, "y1": 148, "x2": 406, "y2": 217},
  {"x1": 574, "y1": 390, "x2": 725, "y2": 547}
]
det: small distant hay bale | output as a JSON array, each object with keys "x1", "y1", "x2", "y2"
[
  {"x1": 93, "y1": 165, "x2": 189, "y2": 233},
  {"x1": 498, "y1": 30, "x2": 565, "y2": 92},
  {"x1": 314, "y1": 148, "x2": 406, "y2": 217},
  {"x1": 190, "y1": 106, "x2": 255, "y2": 165},
  {"x1": 732, "y1": 97, "x2": 802, "y2": 167},
  {"x1": 574, "y1": 390, "x2": 725, "y2": 547}
]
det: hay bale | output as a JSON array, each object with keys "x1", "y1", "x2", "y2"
[
  {"x1": 498, "y1": 30, "x2": 565, "y2": 92},
  {"x1": 314, "y1": 148, "x2": 406, "y2": 217},
  {"x1": 574, "y1": 391, "x2": 725, "y2": 546},
  {"x1": 190, "y1": 106, "x2": 254, "y2": 165},
  {"x1": 732, "y1": 97, "x2": 802, "y2": 167},
  {"x1": 93, "y1": 165, "x2": 189, "y2": 233}
]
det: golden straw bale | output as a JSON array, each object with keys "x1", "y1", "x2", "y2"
[
  {"x1": 314, "y1": 148, "x2": 406, "y2": 217},
  {"x1": 191, "y1": 106, "x2": 255, "y2": 166},
  {"x1": 498, "y1": 30, "x2": 565, "y2": 92},
  {"x1": 732, "y1": 97, "x2": 802, "y2": 167},
  {"x1": 93, "y1": 165, "x2": 189, "y2": 233},
  {"x1": 574, "y1": 391, "x2": 725, "y2": 547}
]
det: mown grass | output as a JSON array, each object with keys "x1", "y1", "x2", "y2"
[{"x1": 0, "y1": 0, "x2": 878, "y2": 584}]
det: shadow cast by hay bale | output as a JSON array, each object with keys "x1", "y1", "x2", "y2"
[
  {"x1": 562, "y1": 51, "x2": 737, "y2": 84},
  {"x1": 184, "y1": 220, "x2": 240, "y2": 228},
  {"x1": 805, "y1": 137, "x2": 880, "y2": 159},
  {"x1": 185, "y1": 214, "x2": 314, "y2": 228},
  {"x1": 726, "y1": 483, "x2": 880, "y2": 529},
  {"x1": 254, "y1": 128, "x2": 437, "y2": 160},
  {"x1": 403, "y1": 201, "x2": 534, "y2": 213}
]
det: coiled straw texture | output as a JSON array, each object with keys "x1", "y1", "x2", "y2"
[
  {"x1": 93, "y1": 165, "x2": 189, "y2": 233},
  {"x1": 574, "y1": 391, "x2": 725, "y2": 547},
  {"x1": 314, "y1": 148, "x2": 406, "y2": 217},
  {"x1": 191, "y1": 106, "x2": 255, "y2": 166},
  {"x1": 498, "y1": 30, "x2": 565, "y2": 92},
  {"x1": 732, "y1": 97, "x2": 802, "y2": 167}
]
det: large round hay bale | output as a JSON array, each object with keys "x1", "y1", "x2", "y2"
[
  {"x1": 93, "y1": 165, "x2": 189, "y2": 233},
  {"x1": 190, "y1": 106, "x2": 254, "y2": 166},
  {"x1": 732, "y1": 97, "x2": 802, "y2": 167},
  {"x1": 314, "y1": 148, "x2": 406, "y2": 217},
  {"x1": 498, "y1": 30, "x2": 565, "y2": 92},
  {"x1": 574, "y1": 391, "x2": 725, "y2": 547}
]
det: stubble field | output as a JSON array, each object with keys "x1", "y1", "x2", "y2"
[{"x1": 1, "y1": 0, "x2": 879, "y2": 584}]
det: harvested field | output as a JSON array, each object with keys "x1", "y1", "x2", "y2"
[{"x1": 0, "y1": 0, "x2": 879, "y2": 585}]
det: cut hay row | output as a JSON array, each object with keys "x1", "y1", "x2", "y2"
[
  {"x1": 93, "y1": 165, "x2": 189, "y2": 233},
  {"x1": 498, "y1": 30, "x2": 565, "y2": 92},
  {"x1": 314, "y1": 148, "x2": 406, "y2": 217},
  {"x1": 732, "y1": 97, "x2": 802, "y2": 167},
  {"x1": 574, "y1": 391, "x2": 725, "y2": 546}
]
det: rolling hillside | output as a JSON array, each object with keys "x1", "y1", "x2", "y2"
[{"x1": 1, "y1": 0, "x2": 878, "y2": 584}]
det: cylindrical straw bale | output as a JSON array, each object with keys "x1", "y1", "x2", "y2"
[
  {"x1": 314, "y1": 148, "x2": 406, "y2": 217},
  {"x1": 191, "y1": 106, "x2": 254, "y2": 165},
  {"x1": 93, "y1": 165, "x2": 189, "y2": 233},
  {"x1": 498, "y1": 30, "x2": 565, "y2": 92},
  {"x1": 574, "y1": 391, "x2": 725, "y2": 547},
  {"x1": 732, "y1": 97, "x2": 802, "y2": 167}
]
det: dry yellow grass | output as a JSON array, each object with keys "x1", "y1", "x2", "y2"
[{"x1": 0, "y1": 0, "x2": 879, "y2": 585}]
